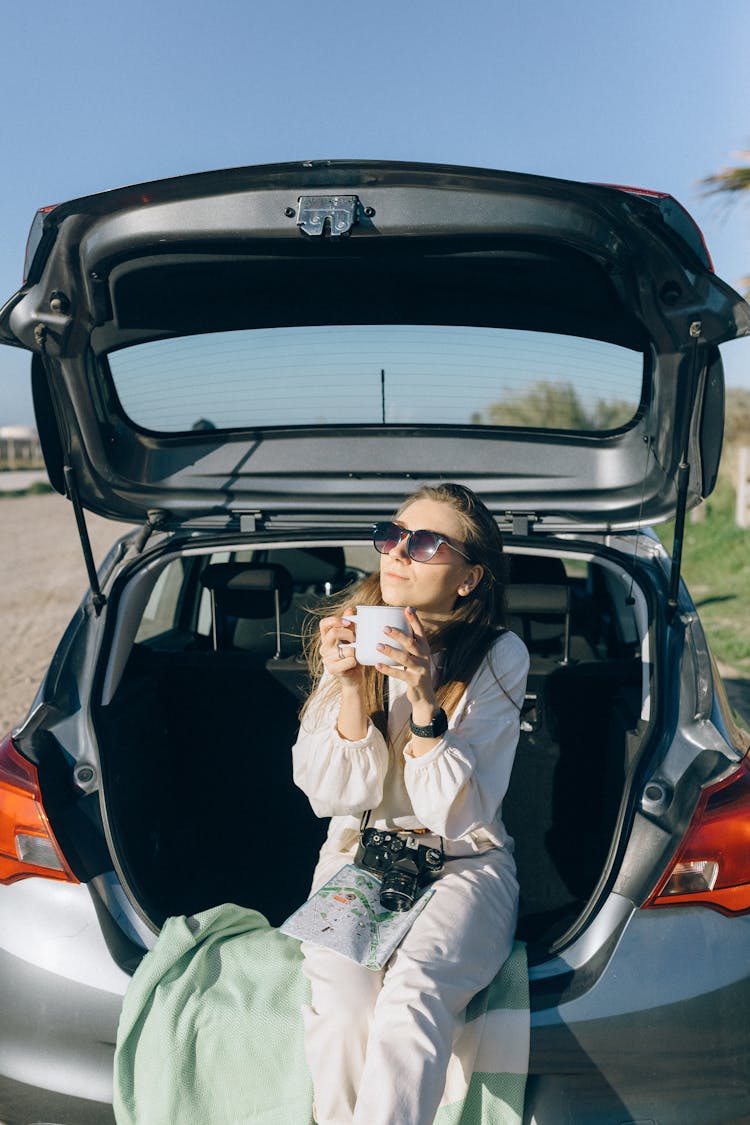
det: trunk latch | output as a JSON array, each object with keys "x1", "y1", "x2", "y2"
[{"x1": 297, "y1": 195, "x2": 359, "y2": 237}]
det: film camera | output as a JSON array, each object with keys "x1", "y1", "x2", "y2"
[{"x1": 355, "y1": 828, "x2": 444, "y2": 912}]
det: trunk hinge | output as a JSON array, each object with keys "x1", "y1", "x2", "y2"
[
  {"x1": 667, "y1": 321, "x2": 703, "y2": 622},
  {"x1": 510, "y1": 513, "x2": 536, "y2": 536},
  {"x1": 239, "y1": 511, "x2": 263, "y2": 533},
  {"x1": 134, "y1": 509, "x2": 168, "y2": 553}
]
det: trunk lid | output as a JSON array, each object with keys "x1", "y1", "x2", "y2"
[{"x1": 1, "y1": 159, "x2": 748, "y2": 533}]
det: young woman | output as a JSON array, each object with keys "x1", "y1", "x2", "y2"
[{"x1": 292, "y1": 482, "x2": 529, "y2": 1125}]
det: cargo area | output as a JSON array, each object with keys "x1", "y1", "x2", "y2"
[{"x1": 94, "y1": 540, "x2": 649, "y2": 955}]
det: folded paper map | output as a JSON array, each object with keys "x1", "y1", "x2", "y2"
[{"x1": 280, "y1": 864, "x2": 434, "y2": 969}]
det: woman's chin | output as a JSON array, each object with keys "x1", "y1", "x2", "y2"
[{"x1": 379, "y1": 577, "x2": 408, "y2": 607}]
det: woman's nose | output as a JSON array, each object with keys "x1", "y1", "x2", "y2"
[{"x1": 389, "y1": 531, "x2": 411, "y2": 561}]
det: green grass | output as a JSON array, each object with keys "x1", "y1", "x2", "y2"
[
  {"x1": 657, "y1": 478, "x2": 750, "y2": 675},
  {"x1": 0, "y1": 481, "x2": 53, "y2": 498}
]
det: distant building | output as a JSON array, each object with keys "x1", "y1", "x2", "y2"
[{"x1": 0, "y1": 425, "x2": 43, "y2": 468}]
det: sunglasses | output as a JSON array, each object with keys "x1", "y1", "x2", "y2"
[{"x1": 372, "y1": 521, "x2": 472, "y2": 563}]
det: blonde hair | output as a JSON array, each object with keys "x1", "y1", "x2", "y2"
[{"x1": 300, "y1": 483, "x2": 508, "y2": 738}]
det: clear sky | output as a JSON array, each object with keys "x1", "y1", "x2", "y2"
[{"x1": 1, "y1": 0, "x2": 749, "y2": 425}]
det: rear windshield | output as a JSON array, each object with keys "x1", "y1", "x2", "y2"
[{"x1": 106, "y1": 325, "x2": 643, "y2": 434}]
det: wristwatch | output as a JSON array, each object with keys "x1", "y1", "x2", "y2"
[{"x1": 409, "y1": 707, "x2": 448, "y2": 739}]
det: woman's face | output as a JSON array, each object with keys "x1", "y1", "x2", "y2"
[{"x1": 378, "y1": 498, "x2": 484, "y2": 615}]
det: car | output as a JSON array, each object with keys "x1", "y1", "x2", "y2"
[{"x1": 1, "y1": 159, "x2": 750, "y2": 1125}]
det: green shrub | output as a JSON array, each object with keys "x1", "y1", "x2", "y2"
[{"x1": 658, "y1": 478, "x2": 750, "y2": 675}]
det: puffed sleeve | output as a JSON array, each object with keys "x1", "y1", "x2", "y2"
[
  {"x1": 402, "y1": 631, "x2": 529, "y2": 840},
  {"x1": 292, "y1": 679, "x2": 390, "y2": 818}
]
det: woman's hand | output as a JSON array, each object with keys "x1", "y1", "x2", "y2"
[
  {"x1": 375, "y1": 607, "x2": 439, "y2": 723},
  {"x1": 321, "y1": 608, "x2": 369, "y2": 741},
  {"x1": 320, "y1": 608, "x2": 362, "y2": 688}
]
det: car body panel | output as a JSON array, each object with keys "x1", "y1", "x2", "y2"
[
  {"x1": 528, "y1": 909, "x2": 750, "y2": 1124},
  {"x1": 1, "y1": 161, "x2": 749, "y2": 1124},
  {"x1": 0, "y1": 879, "x2": 126, "y2": 1119}
]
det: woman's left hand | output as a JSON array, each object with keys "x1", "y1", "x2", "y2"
[{"x1": 375, "y1": 607, "x2": 438, "y2": 716}]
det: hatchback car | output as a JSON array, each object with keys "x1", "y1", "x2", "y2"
[{"x1": 1, "y1": 160, "x2": 749, "y2": 1125}]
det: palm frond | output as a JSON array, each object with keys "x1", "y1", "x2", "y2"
[{"x1": 701, "y1": 150, "x2": 750, "y2": 198}]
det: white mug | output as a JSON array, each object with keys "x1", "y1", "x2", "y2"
[{"x1": 343, "y1": 605, "x2": 410, "y2": 666}]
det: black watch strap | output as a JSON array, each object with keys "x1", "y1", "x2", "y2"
[{"x1": 409, "y1": 707, "x2": 448, "y2": 739}]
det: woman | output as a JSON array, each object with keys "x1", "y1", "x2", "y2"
[{"x1": 292, "y1": 482, "x2": 529, "y2": 1125}]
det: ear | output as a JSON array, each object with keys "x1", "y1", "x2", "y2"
[{"x1": 458, "y1": 564, "x2": 484, "y2": 597}]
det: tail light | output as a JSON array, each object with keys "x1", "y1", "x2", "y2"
[
  {"x1": 644, "y1": 759, "x2": 750, "y2": 915},
  {"x1": 0, "y1": 731, "x2": 78, "y2": 885},
  {"x1": 596, "y1": 183, "x2": 714, "y2": 271},
  {"x1": 23, "y1": 204, "x2": 58, "y2": 284}
]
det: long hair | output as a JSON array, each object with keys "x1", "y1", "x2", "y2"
[{"x1": 300, "y1": 482, "x2": 508, "y2": 736}]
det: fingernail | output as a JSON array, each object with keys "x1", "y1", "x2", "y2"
[{"x1": 376, "y1": 643, "x2": 385, "y2": 651}]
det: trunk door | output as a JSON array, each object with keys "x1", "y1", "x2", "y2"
[{"x1": 1, "y1": 160, "x2": 748, "y2": 532}]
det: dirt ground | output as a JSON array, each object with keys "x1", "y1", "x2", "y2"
[
  {"x1": 1, "y1": 491, "x2": 749, "y2": 737},
  {"x1": 0, "y1": 492, "x2": 130, "y2": 734}
]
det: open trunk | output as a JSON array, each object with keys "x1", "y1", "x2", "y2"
[
  {"x1": 93, "y1": 535, "x2": 650, "y2": 958},
  {"x1": 5, "y1": 160, "x2": 745, "y2": 959}
]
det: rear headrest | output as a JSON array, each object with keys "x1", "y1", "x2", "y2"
[
  {"x1": 508, "y1": 554, "x2": 567, "y2": 586},
  {"x1": 265, "y1": 547, "x2": 347, "y2": 588},
  {"x1": 200, "y1": 563, "x2": 294, "y2": 618},
  {"x1": 506, "y1": 584, "x2": 569, "y2": 615}
]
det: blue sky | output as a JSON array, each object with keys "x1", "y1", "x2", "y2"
[{"x1": 1, "y1": 0, "x2": 749, "y2": 424}]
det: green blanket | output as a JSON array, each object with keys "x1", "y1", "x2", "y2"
[{"x1": 114, "y1": 904, "x2": 528, "y2": 1125}]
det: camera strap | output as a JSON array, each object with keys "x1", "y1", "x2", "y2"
[
  {"x1": 358, "y1": 678, "x2": 444, "y2": 855},
  {"x1": 359, "y1": 809, "x2": 435, "y2": 839},
  {"x1": 361, "y1": 676, "x2": 389, "y2": 834},
  {"x1": 372, "y1": 673, "x2": 389, "y2": 741}
]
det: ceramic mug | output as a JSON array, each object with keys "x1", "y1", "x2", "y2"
[{"x1": 343, "y1": 605, "x2": 410, "y2": 666}]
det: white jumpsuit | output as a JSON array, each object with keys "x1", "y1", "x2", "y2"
[{"x1": 292, "y1": 629, "x2": 529, "y2": 1125}]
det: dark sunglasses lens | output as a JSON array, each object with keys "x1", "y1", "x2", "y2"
[
  {"x1": 373, "y1": 522, "x2": 402, "y2": 554},
  {"x1": 408, "y1": 529, "x2": 441, "y2": 562}
]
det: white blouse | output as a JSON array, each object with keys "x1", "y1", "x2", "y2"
[{"x1": 292, "y1": 629, "x2": 529, "y2": 853}]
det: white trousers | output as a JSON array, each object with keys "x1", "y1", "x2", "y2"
[{"x1": 300, "y1": 841, "x2": 519, "y2": 1125}]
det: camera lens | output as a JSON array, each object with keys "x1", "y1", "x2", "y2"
[{"x1": 380, "y1": 867, "x2": 419, "y2": 912}]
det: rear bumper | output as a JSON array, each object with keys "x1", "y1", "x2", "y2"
[
  {"x1": 525, "y1": 905, "x2": 750, "y2": 1124},
  {"x1": 0, "y1": 879, "x2": 127, "y2": 1121},
  {"x1": 2, "y1": 882, "x2": 749, "y2": 1125},
  {"x1": 0, "y1": 1073, "x2": 114, "y2": 1125}
]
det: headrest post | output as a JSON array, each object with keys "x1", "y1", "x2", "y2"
[
  {"x1": 210, "y1": 590, "x2": 218, "y2": 652},
  {"x1": 562, "y1": 589, "x2": 571, "y2": 665},
  {"x1": 274, "y1": 588, "x2": 282, "y2": 659}
]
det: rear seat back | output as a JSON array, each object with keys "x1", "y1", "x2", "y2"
[
  {"x1": 506, "y1": 583, "x2": 571, "y2": 664},
  {"x1": 200, "y1": 563, "x2": 294, "y2": 656}
]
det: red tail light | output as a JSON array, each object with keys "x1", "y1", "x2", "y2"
[
  {"x1": 0, "y1": 731, "x2": 78, "y2": 885},
  {"x1": 23, "y1": 204, "x2": 58, "y2": 284},
  {"x1": 596, "y1": 183, "x2": 715, "y2": 272},
  {"x1": 645, "y1": 760, "x2": 750, "y2": 915}
]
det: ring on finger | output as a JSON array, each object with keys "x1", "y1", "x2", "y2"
[{"x1": 338, "y1": 642, "x2": 345, "y2": 660}]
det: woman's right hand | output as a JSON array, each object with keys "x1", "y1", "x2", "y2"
[{"x1": 320, "y1": 608, "x2": 362, "y2": 686}]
